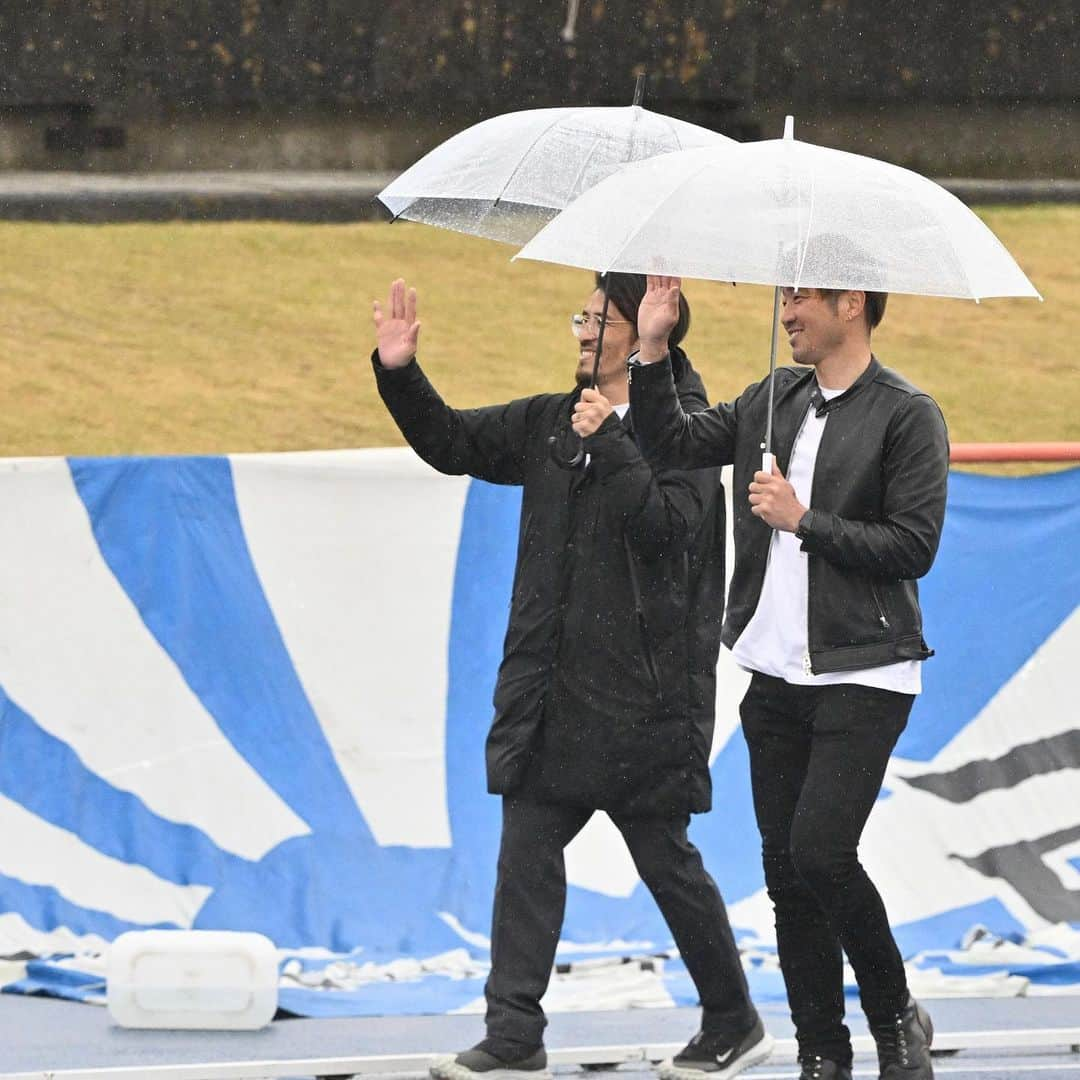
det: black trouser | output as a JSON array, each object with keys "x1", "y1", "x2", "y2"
[
  {"x1": 484, "y1": 797, "x2": 757, "y2": 1053},
  {"x1": 740, "y1": 673, "x2": 914, "y2": 1068}
]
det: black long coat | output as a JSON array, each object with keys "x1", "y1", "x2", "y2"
[{"x1": 374, "y1": 349, "x2": 726, "y2": 816}]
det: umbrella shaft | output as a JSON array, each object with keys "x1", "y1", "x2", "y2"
[
  {"x1": 764, "y1": 285, "x2": 781, "y2": 458},
  {"x1": 591, "y1": 286, "x2": 613, "y2": 389}
]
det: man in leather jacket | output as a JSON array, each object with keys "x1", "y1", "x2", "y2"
[
  {"x1": 371, "y1": 274, "x2": 770, "y2": 1080},
  {"x1": 573, "y1": 275, "x2": 949, "y2": 1080}
]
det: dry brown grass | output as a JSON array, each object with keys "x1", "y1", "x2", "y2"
[{"x1": 0, "y1": 208, "x2": 1076, "y2": 467}]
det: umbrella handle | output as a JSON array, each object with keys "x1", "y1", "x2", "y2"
[
  {"x1": 548, "y1": 431, "x2": 586, "y2": 470},
  {"x1": 762, "y1": 451, "x2": 774, "y2": 473},
  {"x1": 552, "y1": 425, "x2": 587, "y2": 468},
  {"x1": 549, "y1": 280, "x2": 614, "y2": 470}
]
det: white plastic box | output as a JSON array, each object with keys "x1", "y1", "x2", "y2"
[{"x1": 107, "y1": 929, "x2": 279, "y2": 1030}]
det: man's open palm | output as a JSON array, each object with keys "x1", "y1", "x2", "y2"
[
  {"x1": 637, "y1": 275, "x2": 682, "y2": 350},
  {"x1": 373, "y1": 278, "x2": 421, "y2": 369}
]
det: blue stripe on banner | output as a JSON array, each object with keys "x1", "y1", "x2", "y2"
[
  {"x1": 0, "y1": 686, "x2": 235, "y2": 888},
  {"x1": 905, "y1": 467, "x2": 1080, "y2": 760},
  {"x1": 66, "y1": 455, "x2": 467, "y2": 955},
  {"x1": 0, "y1": 871, "x2": 174, "y2": 942},
  {"x1": 278, "y1": 976, "x2": 486, "y2": 1018},
  {"x1": 67, "y1": 455, "x2": 361, "y2": 836},
  {"x1": 891, "y1": 898, "x2": 1026, "y2": 957},
  {"x1": 667, "y1": 956, "x2": 791, "y2": 1006},
  {"x1": 691, "y1": 727, "x2": 765, "y2": 912},
  {"x1": 193, "y1": 833, "x2": 458, "y2": 954},
  {"x1": 562, "y1": 881, "x2": 684, "y2": 946},
  {"x1": 443, "y1": 479, "x2": 521, "y2": 933},
  {"x1": 4, "y1": 960, "x2": 107, "y2": 1003},
  {"x1": 912, "y1": 957, "x2": 1080, "y2": 986}
]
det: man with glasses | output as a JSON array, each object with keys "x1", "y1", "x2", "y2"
[{"x1": 371, "y1": 273, "x2": 771, "y2": 1080}]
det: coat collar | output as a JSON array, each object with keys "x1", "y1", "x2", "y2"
[{"x1": 809, "y1": 355, "x2": 882, "y2": 416}]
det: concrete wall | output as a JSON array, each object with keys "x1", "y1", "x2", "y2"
[{"x1": 0, "y1": 1, "x2": 1075, "y2": 175}]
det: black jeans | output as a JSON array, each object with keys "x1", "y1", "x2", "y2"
[
  {"x1": 740, "y1": 673, "x2": 913, "y2": 1068},
  {"x1": 484, "y1": 797, "x2": 757, "y2": 1054}
]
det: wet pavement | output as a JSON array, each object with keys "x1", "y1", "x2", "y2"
[{"x1": 3, "y1": 993, "x2": 1078, "y2": 1079}]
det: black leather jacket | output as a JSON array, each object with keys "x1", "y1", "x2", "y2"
[{"x1": 628, "y1": 355, "x2": 950, "y2": 674}]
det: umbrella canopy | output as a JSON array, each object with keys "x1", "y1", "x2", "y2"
[
  {"x1": 515, "y1": 120, "x2": 1040, "y2": 466},
  {"x1": 377, "y1": 105, "x2": 733, "y2": 247},
  {"x1": 514, "y1": 129, "x2": 1041, "y2": 301}
]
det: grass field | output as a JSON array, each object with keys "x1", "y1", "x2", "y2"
[{"x1": 1, "y1": 207, "x2": 1077, "y2": 467}]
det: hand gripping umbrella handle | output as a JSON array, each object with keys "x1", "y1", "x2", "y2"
[{"x1": 548, "y1": 285, "x2": 612, "y2": 471}]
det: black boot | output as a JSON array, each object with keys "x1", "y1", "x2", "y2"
[
  {"x1": 869, "y1": 996, "x2": 934, "y2": 1079},
  {"x1": 797, "y1": 1057, "x2": 852, "y2": 1080}
]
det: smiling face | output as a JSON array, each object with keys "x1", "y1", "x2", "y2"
[
  {"x1": 780, "y1": 287, "x2": 856, "y2": 367},
  {"x1": 574, "y1": 288, "x2": 640, "y2": 395}
]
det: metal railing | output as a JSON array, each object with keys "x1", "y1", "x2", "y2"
[{"x1": 950, "y1": 442, "x2": 1080, "y2": 463}]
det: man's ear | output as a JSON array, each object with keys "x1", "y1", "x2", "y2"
[{"x1": 845, "y1": 290, "x2": 867, "y2": 323}]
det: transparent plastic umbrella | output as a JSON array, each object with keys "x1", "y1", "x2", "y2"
[
  {"x1": 515, "y1": 116, "x2": 1042, "y2": 463},
  {"x1": 379, "y1": 79, "x2": 736, "y2": 466},
  {"x1": 377, "y1": 97, "x2": 733, "y2": 247}
]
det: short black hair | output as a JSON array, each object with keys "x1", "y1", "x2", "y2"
[
  {"x1": 781, "y1": 233, "x2": 887, "y2": 332},
  {"x1": 863, "y1": 291, "x2": 888, "y2": 330},
  {"x1": 595, "y1": 272, "x2": 691, "y2": 349},
  {"x1": 818, "y1": 287, "x2": 889, "y2": 331}
]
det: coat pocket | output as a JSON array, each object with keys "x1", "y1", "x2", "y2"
[
  {"x1": 484, "y1": 692, "x2": 546, "y2": 793},
  {"x1": 611, "y1": 709, "x2": 685, "y2": 778}
]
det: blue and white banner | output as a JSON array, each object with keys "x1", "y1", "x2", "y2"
[{"x1": 0, "y1": 450, "x2": 1077, "y2": 1014}]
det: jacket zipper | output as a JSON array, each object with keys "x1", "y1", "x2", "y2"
[
  {"x1": 798, "y1": 402, "x2": 818, "y2": 676},
  {"x1": 637, "y1": 610, "x2": 665, "y2": 702},
  {"x1": 870, "y1": 582, "x2": 891, "y2": 630}
]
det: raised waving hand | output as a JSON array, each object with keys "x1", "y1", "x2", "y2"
[
  {"x1": 373, "y1": 278, "x2": 421, "y2": 369},
  {"x1": 637, "y1": 275, "x2": 682, "y2": 361}
]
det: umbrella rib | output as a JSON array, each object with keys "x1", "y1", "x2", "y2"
[
  {"x1": 672, "y1": 114, "x2": 686, "y2": 150},
  {"x1": 564, "y1": 135, "x2": 609, "y2": 206},
  {"x1": 491, "y1": 111, "x2": 576, "y2": 208},
  {"x1": 923, "y1": 182, "x2": 982, "y2": 301},
  {"x1": 793, "y1": 162, "x2": 817, "y2": 291},
  {"x1": 664, "y1": 112, "x2": 686, "y2": 151}
]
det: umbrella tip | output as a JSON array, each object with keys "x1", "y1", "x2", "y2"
[{"x1": 783, "y1": 115, "x2": 795, "y2": 140}]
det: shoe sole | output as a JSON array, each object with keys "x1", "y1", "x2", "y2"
[
  {"x1": 429, "y1": 1057, "x2": 553, "y2": 1080},
  {"x1": 656, "y1": 1032, "x2": 776, "y2": 1080}
]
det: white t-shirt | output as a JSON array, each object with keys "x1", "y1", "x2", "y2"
[{"x1": 731, "y1": 384, "x2": 922, "y2": 694}]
